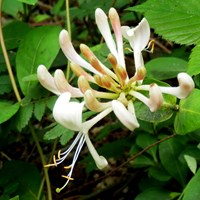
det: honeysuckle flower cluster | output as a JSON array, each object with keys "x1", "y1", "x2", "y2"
[{"x1": 37, "y1": 7, "x2": 194, "y2": 192}]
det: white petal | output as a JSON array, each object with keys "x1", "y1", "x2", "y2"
[
  {"x1": 53, "y1": 92, "x2": 84, "y2": 131},
  {"x1": 37, "y1": 65, "x2": 60, "y2": 95},
  {"x1": 95, "y1": 8, "x2": 118, "y2": 61},
  {"x1": 122, "y1": 18, "x2": 150, "y2": 52},
  {"x1": 59, "y1": 30, "x2": 100, "y2": 75},
  {"x1": 112, "y1": 100, "x2": 139, "y2": 131}
]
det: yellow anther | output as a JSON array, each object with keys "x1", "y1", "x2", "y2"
[
  {"x1": 125, "y1": 47, "x2": 133, "y2": 53},
  {"x1": 64, "y1": 165, "x2": 71, "y2": 169},
  {"x1": 58, "y1": 150, "x2": 61, "y2": 159},
  {"x1": 44, "y1": 163, "x2": 57, "y2": 168},
  {"x1": 61, "y1": 175, "x2": 74, "y2": 180},
  {"x1": 147, "y1": 39, "x2": 155, "y2": 53}
]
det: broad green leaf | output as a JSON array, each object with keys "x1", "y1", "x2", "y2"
[
  {"x1": 159, "y1": 137, "x2": 188, "y2": 186},
  {"x1": 129, "y1": 0, "x2": 200, "y2": 45},
  {"x1": 174, "y1": 89, "x2": 200, "y2": 134},
  {"x1": 136, "y1": 133, "x2": 157, "y2": 161},
  {"x1": 16, "y1": 26, "x2": 61, "y2": 95},
  {"x1": 0, "y1": 75, "x2": 12, "y2": 94},
  {"x1": 34, "y1": 100, "x2": 46, "y2": 121},
  {"x1": 184, "y1": 155, "x2": 197, "y2": 174},
  {"x1": 1, "y1": 21, "x2": 32, "y2": 52},
  {"x1": 0, "y1": 102, "x2": 19, "y2": 124},
  {"x1": 0, "y1": 160, "x2": 42, "y2": 200},
  {"x1": 18, "y1": 0, "x2": 37, "y2": 5},
  {"x1": 149, "y1": 166, "x2": 171, "y2": 182},
  {"x1": 188, "y1": 45, "x2": 200, "y2": 76},
  {"x1": 182, "y1": 169, "x2": 200, "y2": 200},
  {"x1": 146, "y1": 57, "x2": 187, "y2": 80},
  {"x1": 131, "y1": 155, "x2": 155, "y2": 168},
  {"x1": 44, "y1": 124, "x2": 74, "y2": 145},
  {"x1": 135, "y1": 187, "x2": 170, "y2": 200},
  {"x1": 2, "y1": 0, "x2": 23, "y2": 18}
]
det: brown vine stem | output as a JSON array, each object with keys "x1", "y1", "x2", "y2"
[{"x1": 61, "y1": 133, "x2": 176, "y2": 197}]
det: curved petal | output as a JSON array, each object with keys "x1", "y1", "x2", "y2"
[
  {"x1": 121, "y1": 18, "x2": 150, "y2": 52},
  {"x1": 112, "y1": 100, "x2": 139, "y2": 131},
  {"x1": 53, "y1": 92, "x2": 84, "y2": 131},
  {"x1": 95, "y1": 8, "x2": 118, "y2": 61},
  {"x1": 37, "y1": 65, "x2": 60, "y2": 95},
  {"x1": 59, "y1": 30, "x2": 100, "y2": 75},
  {"x1": 54, "y1": 69, "x2": 83, "y2": 97}
]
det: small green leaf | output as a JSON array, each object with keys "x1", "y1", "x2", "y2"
[
  {"x1": 146, "y1": 57, "x2": 187, "y2": 80},
  {"x1": 9, "y1": 196, "x2": 19, "y2": 200},
  {"x1": 175, "y1": 89, "x2": 200, "y2": 134},
  {"x1": 18, "y1": 0, "x2": 37, "y2": 5},
  {"x1": 149, "y1": 166, "x2": 171, "y2": 182},
  {"x1": 34, "y1": 100, "x2": 46, "y2": 121},
  {"x1": 0, "y1": 102, "x2": 19, "y2": 124},
  {"x1": 44, "y1": 124, "x2": 74, "y2": 145},
  {"x1": 131, "y1": 155, "x2": 155, "y2": 168},
  {"x1": 16, "y1": 26, "x2": 61, "y2": 95},
  {"x1": 183, "y1": 169, "x2": 200, "y2": 200},
  {"x1": 184, "y1": 155, "x2": 197, "y2": 174},
  {"x1": 0, "y1": 75, "x2": 12, "y2": 94},
  {"x1": 13, "y1": 103, "x2": 33, "y2": 131},
  {"x1": 129, "y1": 0, "x2": 200, "y2": 45},
  {"x1": 159, "y1": 137, "x2": 188, "y2": 186},
  {"x1": 188, "y1": 45, "x2": 200, "y2": 76}
]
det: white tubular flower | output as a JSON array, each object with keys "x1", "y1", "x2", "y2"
[
  {"x1": 50, "y1": 92, "x2": 112, "y2": 192},
  {"x1": 121, "y1": 18, "x2": 150, "y2": 72},
  {"x1": 37, "y1": 65, "x2": 60, "y2": 95},
  {"x1": 112, "y1": 100, "x2": 139, "y2": 131},
  {"x1": 159, "y1": 73, "x2": 195, "y2": 99}
]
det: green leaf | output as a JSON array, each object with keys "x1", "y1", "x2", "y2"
[
  {"x1": 129, "y1": 0, "x2": 200, "y2": 45},
  {"x1": 44, "y1": 124, "x2": 74, "y2": 145},
  {"x1": 0, "y1": 102, "x2": 19, "y2": 124},
  {"x1": 149, "y1": 166, "x2": 171, "y2": 182},
  {"x1": 136, "y1": 133, "x2": 157, "y2": 160},
  {"x1": 184, "y1": 155, "x2": 197, "y2": 174},
  {"x1": 2, "y1": 0, "x2": 23, "y2": 18},
  {"x1": 34, "y1": 100, "x2": 46, "y2": 121},
  {"x1": 174, "y1": 89, "x2": 200, "y2": 134},
  {"x1": 182, "y1": 169, "x2": 200, "y2": 200},
  {"x1": 188, "y1": 45, "x2": 200, "y2": 76},
  {"x1": 18, "y1": 0, "x2": 37, "y2": 5},
  {"x1": 146, "y1": 57, "x2": 187, "y2": 80},
  {"x1": 14, "y1": 103, "x2": 33, "y2": 131},
  {"x1": 0, "y1": 160, "x2": 42, "y2": 200},
  {"x1": 0, "y1": 75, "x2": 12, "y2": 94},
  {"x1": 131, "y1": 155, "x2": 155, "y2": 168},
  {"x1": 135, "y1": 187, "x2": 170, "y2": 200},
  {"x1": 9, "y1": 196, "x2": 19, "y2": 200},
  {"x1": 1, "y1": 21, "x2": 32, "y2": 52},
  {"x1": 16, "y1": 26, "x2": 61, "y2": 95},
  {"x1": 159, "y1": 137, "x2": 188, "y2": 186}
]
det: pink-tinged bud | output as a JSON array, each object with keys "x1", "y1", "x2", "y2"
[
  {"x1": 101, "y1": 75, "x2": 121, "y2": 93},
  {"x1": 115, "y1": 65, "x2": 128, "y2": 86},
  {"x1": 108, "y1": 53, "x2": 118, "y2": 70},
  {"x1": 148, "y1": 84, "x2": 163, "y2": 112},
  {"x1": 37, "y1": 65, "x2": 60, "y2": 95},
  {"x1": 78, "y1": 75, "x2": 92, "y2": 94},
  {"x1": 84, "y1": 90, "x2": 111, "y2": 112},
  {"x1": 54, "y1": 70, "x2": 83, "y2": 97},
  {"x1": 70, "y1": 63, "x2": 95, "y2": 83}
]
